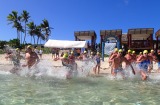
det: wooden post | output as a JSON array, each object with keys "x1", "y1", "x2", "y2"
[
  {"x1": 156, "y1": 36, "x2": 158, "y2": 52},
  {"x1": 91, "y1": 35, "x2": 94, "y2": 51},
  {"x1": 150, "y1": 34, "x2": 153, "y2": 49},
  {"x1": 100, "y1": 35, "x2": 103, "y2": 51},
  {"x1": 128, "y1": 34, "x2": 131, "y2": 49}
]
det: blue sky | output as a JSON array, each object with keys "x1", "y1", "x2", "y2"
[{"x1": 0, "y1": 0, "x2": 160, "y2": 44}]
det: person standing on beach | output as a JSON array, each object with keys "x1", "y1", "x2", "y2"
[
  {"x1": 39, "y1": 48, "x2": 43, "y2": 59},
  {"x1": 51, "y1": 48, "x2": 56, "y2": 60},
  {"x1": 34, "y1": 47, "x2": 39, "y2": 55},
  {"x1": 22, "y1": 45, "x2": 40, "y2": 69}
]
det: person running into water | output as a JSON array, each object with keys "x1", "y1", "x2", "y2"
[
  {"x1": 136, "y1": 52, "x2": 142, "y2": 59},
  {"x1": 61, "y1": 52, "x2": 77, "y2": 79},
  {"x1": 82, "y1": 50, "x2": 88, "y2": 61},
  {"x1": 9, "y1": 48, "x2": 21, "y2": 74},
  {"x1": 136, "y1": 50, "x2": 154, "y2": 80},
  {"x1": 22, "y1": 45, "x2": 40, "y2": 69},
  {"x1": 148, "y1": 49, "x2": 157, "y2": 73},
  {"x1": 125, "y1": 50, "x2": 134, "y2": 63},
  {"x1": 111, "y1": 49, "x2": 135, "y2": 79},
  {"x1": 156, "y1": 49, "x2": 160, "y2": 73},
  {"x1": 131, "y1": 50, "x2": 137, "y2": 62},
  {"x1": 93, "y1": 52, "x2": 101, "y2": 75},
  {"x1": 108, "y1": 48, "x2": 118, "y2": 74},
  {"x1": 90, "y1": 51, "x2": 95, "y2": 59}
]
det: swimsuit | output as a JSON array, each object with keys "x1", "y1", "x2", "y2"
[
  {"x1": 138, "y1": 59, "x2": 150, "y2": 72},
  {"x1": 96, "y1": 56, "x2": 100, "y2": 64}
]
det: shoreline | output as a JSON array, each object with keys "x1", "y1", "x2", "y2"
[{"x1": 0, "y1": 54, "x2": 158, "y2": 76}]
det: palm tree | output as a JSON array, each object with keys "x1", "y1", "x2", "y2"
[
  {"x1": 7, "y1": 11, "x2": 22, "y2": 41},
  {"x1": 27, "y1": 22, "x2": 36, "y2": 44},
  {"x1": 16, "y1": 22, "x2": 24, "y2": 44},
  {"x1": 21, "y1": 10, "x2": 30, "y2": 44},
  {"x1": 40, "y1": 19, "x2": 53, "y2": 41},
  {"x1": 35, "y1": 25, "x2": 43, "y2": 45}
]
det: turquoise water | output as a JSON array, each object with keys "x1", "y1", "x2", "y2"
[
  {"x1": 0, "y1": 73, "x2": 160, "y2": 105},
  {"x1": 1, "y1": 58, "x2": 160, "y2": 105}
]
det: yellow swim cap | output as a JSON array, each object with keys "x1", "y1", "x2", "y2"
[
  {"x1": 132, "y1": 51, "x2": 135, "y2": 54},
  {"x1": 118, "y1": 49, "x2": 123, "y2": 53},
  {"x1": 128, "y1": 49, "x2": 132, "y2": 53},
  {"x1": 139, "y1": 52, "x2": 142, "y2": 54},
  {"x1": 84, "y1": 51, "x2": 87, "y2": 53},
  {"x1": 150, "y1": 49, "x2": 154, "y2": 52},
  {"x1": 16, "y1": 48, "x2": 19, "y2": 50},
  {"x1": 143, "y1": 50, "x2": 148, "y2": 54},
  {"x1": 114, "y1": 48, "x2": 118, "y2": 52},
  {"x1": 63, "y1": 53, "x2": 68, "y2": 58},
  {"x1": 27, "y1": 45, "x2": 32, "y2": 48},
  {"x1": 71, "y1": 51, "x2": 73, "y2": 54},
  {"x1": 97, "y1": 52, "x2": 100, "y2": 55}
]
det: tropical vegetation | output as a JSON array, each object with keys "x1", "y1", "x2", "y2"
[{"x1": 6, "y1": 10, "x2": 53, "y2": 46}]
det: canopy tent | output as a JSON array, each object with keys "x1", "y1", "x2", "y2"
[{"x1": 44, "y1": 39, "x2": 87, "y2": 48}]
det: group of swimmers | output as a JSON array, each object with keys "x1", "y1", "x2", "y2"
[
  {"x1": 5, "y1": 45, "x2": 160, "y2": 80},
  {"x1": 109, "y1": 48, "x2": 160, "y2": 80},
  {"x1": 60, "y1": 50, "x2": 101, "y2": 78},
  {"x1": 5, "y1": 45, "x2": 40, "y2": 74}
]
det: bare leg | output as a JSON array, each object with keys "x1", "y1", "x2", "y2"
[
  {"x1": 140, "y1": 71, "x2": 148, "y2": 80},
  {"x1": 97, "y1": 65, "x2": 100, "y2": 74}
]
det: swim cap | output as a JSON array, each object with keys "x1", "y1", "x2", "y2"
[
  {"x1": 63, "y1": 53, "x2": 68, "y2": 58},
  {"x1": 91, "y1": 52, "x2": 93, "y2": 54},
  {"x1": 84, "y1": 51, "x2": 87, "y2": 53},
  {"x1": 150, "y1": 49, "x2": 154, "y2": 52},
  {"x1": 71, "y1": 51, "x2": 73, "y2": 54},
  {"x1": 114, "y1": 48, "x2": 118, "y2": 52},
  {"x1": 139, "y1": 52, "x2": 142, "y2": 54},
  {"x1": 97, "y1": 52, "x2": 100, "y2": 55},
  {"x1": 132, "y1": 51, "x2": 135, "y2": 54},
  {"x1": 118, "y1": 49, "x2": 123, "y2": 53},
  {"x1": 128, "y1": 49, "x2": 132, "y2": 53},
  {"x1": 16, "y1": 48, "x2": 19, "y2": 50},
  {"x1": 143, "y1": 50, "x2": 148, "y2": 54},
  {"x1": 27, "y1": 45, "x2": 32, "y2": 48}
]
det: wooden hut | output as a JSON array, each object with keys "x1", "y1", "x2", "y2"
[
  {"x1": 74, "y1": 30, "x2": 97, "y2": 51},
  {"x1": 127, "y1": 28, "x2": 154, "y2": 51}
]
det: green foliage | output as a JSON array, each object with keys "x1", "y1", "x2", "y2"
[
  {"x1": 0, "y1": 40, "x2": 7, "y2": 49},
  {"x1": 0, "y1": 49, "x2": 5, "y2": 54},
  {"x1": 8, "y1": 38, "x2": 20, "y2": 48},
  {"x1": 104, "y1": 54, "x2": 109, "y2": 57},
  {"x1": 42, "y1": 47, "x2": 51, "y2": 54}
]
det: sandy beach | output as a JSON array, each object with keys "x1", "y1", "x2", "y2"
[{"x1": 0, "y1": 54, "x2": 158, "y2": 75}]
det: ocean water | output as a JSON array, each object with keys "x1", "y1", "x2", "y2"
[{"x1": 0, "y1": 59, "x2": 160, "y2": 105}]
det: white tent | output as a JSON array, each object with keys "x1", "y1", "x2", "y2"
[{"x1": 44, "y1": 39, "x2": 87, "y2": 48}]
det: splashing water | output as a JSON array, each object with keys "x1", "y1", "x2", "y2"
[
  {"x1": 16, "y1": 58, "x2": 96, "y2": 79},
  {"x1": 1, "y1": 57, "x2": 160, "y2": 104}
]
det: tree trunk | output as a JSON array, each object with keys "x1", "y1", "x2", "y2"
[
  {"x1": 37, "y1": 37, "x2": 40, "y2": 45},
  {"x1": 23, "y1": 23, "x2": 26, "y2": 44}
]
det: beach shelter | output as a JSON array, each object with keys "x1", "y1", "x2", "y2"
[
  {"x1": 74, "y1": 30, "x2": 97, "y2": 50},
  {"x1": 44, "y1": 39, "x2": 87, "y2": 48},
  {"x1": 127, "y1": 28, "x2": 154, "y2": 50}
]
